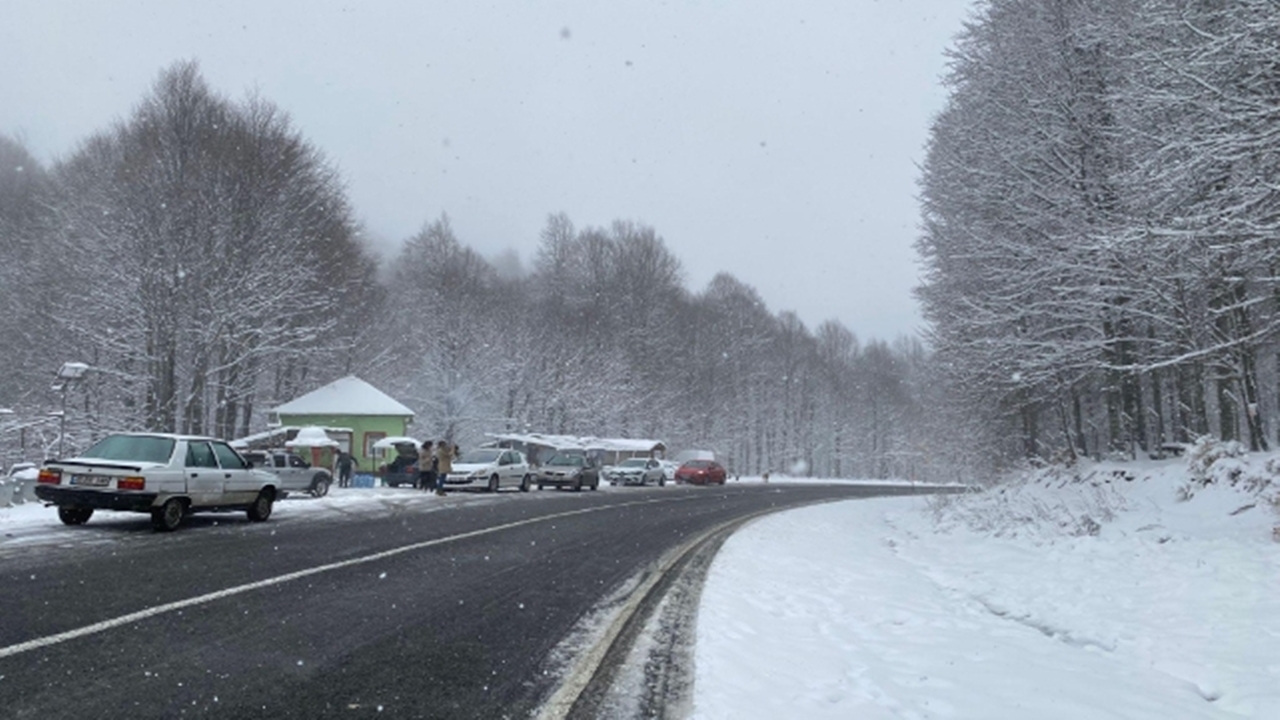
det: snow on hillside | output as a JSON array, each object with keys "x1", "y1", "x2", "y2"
[{"x1": 693, "y1": 443, "x2": 1280, "y2": 719}]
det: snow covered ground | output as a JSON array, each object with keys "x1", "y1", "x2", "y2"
[
  {"x1": 4, "y1": 455, "x2": 1277, "y2": 718},
  {"x1": 694, "y1": 456, "x2": 1280, "y2": 719}
]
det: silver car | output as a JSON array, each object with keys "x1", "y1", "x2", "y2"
[
  {"x1": 606, "y1": 457, "x2": 666, "y2": 486},
  {"x1": 446, "y1": 448, "x2": 533, "y2": 492},
  {"x1": 243, "y1": 450, "x2": 333, "y2": 498}
]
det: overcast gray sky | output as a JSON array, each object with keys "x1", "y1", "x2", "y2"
[{"x1": 2, "y1": 0, "x2": 972, "y2": 342}]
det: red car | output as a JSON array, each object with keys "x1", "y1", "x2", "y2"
[{"x1": 674, "y1": 460, "x2": 727, "y2": 485}]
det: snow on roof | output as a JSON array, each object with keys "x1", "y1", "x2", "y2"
[
  {"x1": 230, "y1": 425, "x2": 353, "y2": 449},
  {"x1": 271, "y1": 376, "x2": 414, "y2": 417},
  {"x1": 372, "y1": 436, "x2": 422, "y2": 450},
  {"x1": 285, "y1": 426, "x2": 341, "y2": 448},
  {"x1": 485, "y1": 432, "x2": 665, "y2": 453}
]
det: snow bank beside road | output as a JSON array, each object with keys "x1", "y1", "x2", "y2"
[{"x1": 694, "y1": 457, "x2": 1280, "y2": 719}]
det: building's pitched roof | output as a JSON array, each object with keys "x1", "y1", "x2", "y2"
[{"x1": 271, "y1": 376, "x2": 414, "y2": 417}]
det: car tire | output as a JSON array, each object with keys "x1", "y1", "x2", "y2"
[
  {"x1": 659, "y1": 476, "x2": 665, "y2": 487},
  {"x1": 246, "y1": 490, "x2": 274, "y2": 522},
  {"x1": 151, "y1": 498, "x2": 185, "y2": 532},
  {"x1": 591, "y1": 477, "x2": 599, "y2": 490},
  {"x1": 537, "y1": 483, "x2": 545, "y2": 491},
  {"x1": 58, "y1": 506, "x2": 93, "y2": 526},
  {"x1": 311, "y1": 475, "x2": 330, "y2": 498},
  {"x1": 572, "y1": 477, "x2": 582, "y2": 492},
  {"x1": 488, "y1": 475, "x2": 500, "y2": 493},
  {"x1": 520, "y1": 474, "x2": 531, "y2": 492}
]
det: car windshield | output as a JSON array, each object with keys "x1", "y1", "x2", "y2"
[
  {"x1": 80, "y1": 434, "x2": 176, "y2": 464},
  {"x1": 686, "y1": 461, "x2": 711, "y2": 469},
  {"x1": 547, "y1": 454, "x2": 584, "y2": 467},
  {"x1": 458, "y1": 449, "x2": 501, "y2": 464},
  {"x1": 619, "y1": 459, "x2": 648, "y2": 468}
]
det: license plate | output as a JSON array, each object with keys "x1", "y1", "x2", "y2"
[{"x1": 70, "y1": 474, "x2": 112, "y2": 487}]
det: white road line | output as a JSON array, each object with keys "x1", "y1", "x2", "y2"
[{"x1": 0, "y1": 495, "x2": 696, "y2": 661}]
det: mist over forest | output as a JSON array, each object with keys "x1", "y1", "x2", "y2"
[
  {"x1": 5, "y1": 0, "x2": 1274, "y2": 482},
  {"x1": 0, "y1": 61, "x2": 938, "y2": 480}
]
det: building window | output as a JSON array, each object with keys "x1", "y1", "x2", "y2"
[
  {"x1": 329, "y1": 431, "x2": 353, "y2": 455},
  {"x1": 364, "y1": 431, "x2": 386, "y2": 459}
]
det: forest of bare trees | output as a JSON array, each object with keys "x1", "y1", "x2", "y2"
[
  {"x1": 0, "y1": 61, "x2": 939, "y2": 480},
  {"x1": 917, "y1": 0, "x2": 1280, "y2": 462}
]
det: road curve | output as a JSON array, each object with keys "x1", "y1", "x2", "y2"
[{"x1": 0, "y1": 483, "x2": 946, "y2": 719}]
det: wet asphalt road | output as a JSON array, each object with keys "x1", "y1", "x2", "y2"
[{"x1": 0, "y1": 483, "x2": 942, "y2": 719}]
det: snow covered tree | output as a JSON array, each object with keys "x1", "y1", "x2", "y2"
[{"x1": 43, "y1": 61, "x2": 376, "y2": 439}]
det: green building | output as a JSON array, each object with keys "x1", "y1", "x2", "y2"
[{"x1": 261, "y1": 375, "x2": 415, "y2": 471}]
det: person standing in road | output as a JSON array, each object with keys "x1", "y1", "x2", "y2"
[
  {"x1": 418, "y1": 440, "x2": 436, "y2": 491},
  {"x1": 335, "y1": 450, "x2": 358, "y2": 488},
  {"x1": 435, "y1": 439, "x2": 453, "y2": 496}
]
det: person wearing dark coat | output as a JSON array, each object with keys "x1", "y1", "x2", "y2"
[
  {"x1": 335, "y1": 451, "x2": 358, "y2": 488},
  {"x1": 417, "y1": 441, "x2": 436, "y2": 491}
]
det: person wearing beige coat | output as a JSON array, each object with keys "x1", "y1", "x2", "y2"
[{"x1": 434, "y1": 440, "x2": 453, "y2": 495}]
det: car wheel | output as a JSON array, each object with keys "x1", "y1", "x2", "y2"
[
  {"x1": 488, "y1": 475, "x2": 500, "y2": 493},
  {"x1": 246, "y1": 490, "x2": 274, "y2": 522},
  {"x1": 151, "y1": 498, "x2": 185, "y2": 532},
  {"x1": 572, "y1": 477, "x2": 582, "y2": 492},
  {"x1": 591, "y1": 477, "x2": 599, "y2": 490},
  {"x1": 537, "y1": 483, "x2": 545, "y2": 491},
  {"x1": 311, "y1": 474, "x2": 330, "y2": 498},
  {"x1": 520, "y1": 474, "x2": 531, "y2": 492},
  {"x1": 57, "y1": 506, "x2": 93, "y2": 526},
  {"x1": 659, "y1": 476, "x2": 665, "y2": 487}
]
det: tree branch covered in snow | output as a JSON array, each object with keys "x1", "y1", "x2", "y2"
[{"x1": 917, "y1": 0, "x2": 1280, "y2": 463}]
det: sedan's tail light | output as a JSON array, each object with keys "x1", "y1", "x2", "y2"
[
  {"x1": 37, "y1": 469, "x2": 61, "y2": 484},
  {"x1": 118, "y1": 477, "x2": 146, "y2": 491}
]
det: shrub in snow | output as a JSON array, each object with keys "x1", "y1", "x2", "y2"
[
  {"x1": 924, "y1": 462, "x2": 1128, "y2": 541},
  {"x1": 1186, "y1": 435, "x2": 1245, "y2": 483},
  {"x1": 1178, "y1": 435, "x2": 1276, "y2": 501}
]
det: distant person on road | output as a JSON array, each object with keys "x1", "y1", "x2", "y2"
[
  {"x1": 435, "y1": 440, "x2": 454, "y2": 496},
  {"x1": 335, "y1": 450, "x2": 358, "y2": 488},
  {"x1": 418, "y1": 440, "x2": 436, "y2": 491}
]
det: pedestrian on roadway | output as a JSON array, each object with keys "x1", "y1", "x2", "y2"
[
  {"x1": 418, "y1": 440, "x2": 436, "y2": 491},
  {"x1": 435, "y1": 440, "x2": 453, "y2": 496},
  {"x1": 335, "y1": 450, "x2": 358, "y2": 488}
]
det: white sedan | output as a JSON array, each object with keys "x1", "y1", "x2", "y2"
[{"x1": 444, "y1": 448, "x2": 533, "y2": 492}]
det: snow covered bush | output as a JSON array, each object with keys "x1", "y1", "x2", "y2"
[
  {"x1": 1178, "y1": 436, "x2": 1276, "y2": 500},
  {"x1": 924, "y1": 462, "x2": 1128, "y2": 541}
]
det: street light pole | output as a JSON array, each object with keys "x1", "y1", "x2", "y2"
[
  {"x1": 54, "y1": 362, "x2": 90, "y2": 459},
  {"x1": 0, "y1": 408, "x2": 12, "y2": 467},
  {"x1": 59, "y1": 385, "x2": 67, "y2": 458}
]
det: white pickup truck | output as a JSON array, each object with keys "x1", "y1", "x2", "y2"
[
  {"x1": 241, "y1": 449, "x2": 333, "y2": 498},
  {"x1": 34, "y1": 432, "x2": 280, "y2": 531}
]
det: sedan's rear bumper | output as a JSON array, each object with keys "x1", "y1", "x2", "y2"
[
  {"x1": 537, "y1": 475, "x2": 582, "y2": 488},
  {"x1": 676, "y1": 475, "x2": 720, "y2": 485},
  {"x1": 34, "y1": 484, "x2": 159, "y2": 512}
]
